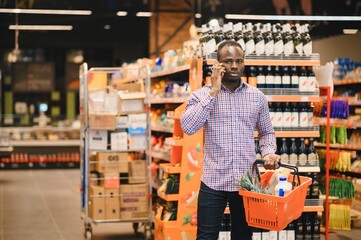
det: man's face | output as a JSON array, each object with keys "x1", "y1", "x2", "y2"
[{"x1": 218, "y1": 45, "x2": 245, "y2": 82}]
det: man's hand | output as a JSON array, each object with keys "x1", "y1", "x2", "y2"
[
  {"x1": 263, "y1": 153, "x2": 280, "y2": 170},
  {"x1": 209, "y1": 61, "x2": 225, "y2": 97}
]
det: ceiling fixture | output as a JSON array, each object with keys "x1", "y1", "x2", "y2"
[
  {"x1": 116, "y1": 11, "x2": 128, "y2": 16},
  {"x1": 136, "y1": 12, "x2": 152, "y2": 17},
  {"x1": 104, "y1": 25, "x2": 111, "y2": 30},
  {"x1": 0, "y1": 8, "x2": 91, "y2": 15},
  {"x1": 225, "y1": 14, "x2": 361, "y2": 21},
  {"x1": 343, "y1": 28, "x2": 359, "y2": 34},
  {"x1": 9, "y1": 25, "x2": 73, "y2": 30}
]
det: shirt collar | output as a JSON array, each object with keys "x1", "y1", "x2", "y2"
[{"x1": 220, "y1": 78, "x2": 247, "y2": 92}]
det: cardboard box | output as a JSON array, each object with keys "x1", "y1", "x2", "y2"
[
  {"x1": 96, "y1": 152, "x2": 128, "y2": 173},
  {"x1": 116, "y1": 116, "x2": 128, "y2": 129},
  {"x1": 103, "y1": 93, "x2": 118, "y2": 112},
  {"x1": 128, "y1": 134, "x2": 147, "y2": 150},
  {"x1": 128, "y1": 160, "x2": 147, "y2": 184},
  {"x1": 128, "y1": 113, "x2": 147, "y2": 134},
  {"x1": 116, "y1": 83, "x2": 146, "y2": 114},
  {"x1": 89, "y1": 130, "x2": 107, "y2": 150},
  {"x1": 88, "y1": 185, "x2": 105, "y2": 220},
  {"x1": 105, "y1": 188, "x2": 120, "y2": 219},
  {"x1": 89, "y1": 113, "x2": 116, "y2": 130},
  {"x1": 110, "y1": 132, "x2": 128, "y2": 151},
  {"x1": 119, "y1": 184, "x2": 149, "y2": 219}
]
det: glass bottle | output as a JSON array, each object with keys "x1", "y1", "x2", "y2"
[
  {"x1": 299, "y1": 103, "x2": 309, "y2": 128},
  {"x1": 293, "y1": 23, "x2": 303, "y2": 56},
  {"x1": 233, "y1": 23, "x2": 245, "y2": 51},
  {"x1": 302, "y1": 24, "x2": 313, "y2": 56},
  {"x1": 312, "y1": 212, "x2": 321, "y2": 240},
  {"x1": 298, "y1": 138, "x2": 307, "y2": 166},
  {"x1": 283, "y1": 23, "x2": 294, "y2": 56},
  {"x1": 298, "y1": 66, "x2": 308, "y2": 92},
  {"x1": 286, "y1": 221, "x2": 296, "y2": 240},
  {"x1": 224, "y1": 22, "x2": 234, "y2": 41},
  {"x1": 213, "y1": 24, "x2": 225, "y2": 49},
  {"x1": 295, "y1": 216, "x2": 304, "y2": 240},
  {"x1": 244, "y1": 22, "x2": 255, "y2": 56},
  {"x1": 304, "y1": 213, "x2": 312, "y2": 240},
  {"x1": 307, "y1": 138, "x2": 317, "y2": 166},
  {"x1": 248, "y1": 66, "x2": 257, "y2": 87},
  {"x1": 311, "y1": 173, "x2": 320, "y2": 199},
  {"x1": 281, "y1": 66, "x2": 291, "y2": 88},
  {"x1": 257, "y1": 66, "x2": 266, "y2": 88},
  {"x1": 307, "y1": 66, "x2": 316, "y2": 92},
  {"x1": 274, "y1": 102, "x2": 283, "y2": 128},
  {"x1": 264, "y1": 23, "x2": 274, "y2": 56},
  {"x1": 283, "y1": 102, "x2": 292, "y2": 128},
  {"x1": 280, "y1": 138, "x2": 289, "y2": 164},
  {"x1": 274, "y1": 66, "x2": 282, "y2": 89},
  {"x1": 265, "y1": 65, "x2": 274, "y2": 89},
  {"x1": 290, "y1": 66, "x2": 299, "y2": 89},
  {"x1": 291, "y1": 103, "x2": 299, "y2": 128},
  {"x1": 273, "y1": 23, "x2": 283, "y2": 56},
  {"x1": 254, "y1": 22, "x2": 265, "y2": 56},
  {"x1": 289, "y1": 138, "x2": 298, "y2": 165}
]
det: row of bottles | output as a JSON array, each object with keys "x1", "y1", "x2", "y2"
[
  {"x1": 1, "y1": 151, "x2": 80, "y2": 163},
  {"x1": 245, "y1": 65, "x2": 316, "y2": 92},
  {"x1": 304, "y1": 172, "x2": 320, "y2": 200},
  {"x1": 269, "y1": 102, "x2": 313, "y2": 128},
  {"x1": 200, "y1": 21, "x2": 312, "y2": 57},
  {"x1": 255, "y1": 138, "x2": 318, "y2": 166},
  {"x1": 252, "y1": 213, "x2": 320, "y2": 240}
]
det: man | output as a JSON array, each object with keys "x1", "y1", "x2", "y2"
[{"x1": 180, "y1": 40, "x2": 280, "y2": 240}]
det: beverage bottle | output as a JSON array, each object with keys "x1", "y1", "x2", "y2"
[
  {"x1": 218, "y1": 216, "x2": 228, "y2": 240},
  {"x1": 307, "y1": 103, "x2": 314, "y2": 127},
  {"x1": 274, "y1": 177, "x2": 292, "y2": 196},
  {"x1": 298, "y1": 138, "x2": 307, "y2": 166},
  {"x1": 205, "y1": 25, "x2": 217, "y2": 56},
  {"x1": 304, "y1": 213, "x2": 312, "y2": 240},
  {"x1": 255, "y1": 138, "x2": 262, "y2": 160},
  {"x1": 200, "y1": 24, "x2": 208, "y2": 57},
  {"x1": 248, "y1": 66, "x2": 257, "y2": 87},
  {"x1": 281, "y1": 66, "x2": 291, "y2": 88},
  {"x1": 307, "y1": 67, "x2": 316, "y2": 92},
  {"x1": 261, "y1": 229, "x2": 270, "y2": 240},
  {"x1": 257, "y1": 66, "x2": 266, "y2": 88},
  {"x1": 293, "y1": 23, "x2": 303, "y2": 56},
  {"x1": 233, "y1": 23, "x2": 245, "y2": 51},
  {"x1": 269, "y1": 230, "x2": 278, "y2": 240},
  {"x1": 289, "y1": 138, "x2": 298, "y2": 165},
  {"x1": 244, "y1": 22, "x2": 255, "y2": 56},
  {"x1": 311, "y1": 173, "x2": 320, "y2": 199},
  {"x1": 299, "y1": 66, "x2": 308, "y2": 92},
  {"x1": 312, "y1": 212, "x2": 321, "y2": 240},
  {"x1": 299, "y1": 103, "x2": 309, "y2": 128},
  {"x1": 290, "y1": 66, "x2": 299, "y2": 89},
  {"x1": 273, "y1": 23, "x2": 283, "y2": 56},
  {"x1": 291, "y1": 103, "x2": 299, "y2": 128},
  {"x1": 274, "y1": 66, "x2": 282, "y2": 89},
  {"x1": 264, "y1": 23, "x2": 274, "y2": 56},
  {"x1": 308, "y1": 138, "x2": 317, "y2": 166},
  {"x1": 280, "y1": 138, "x2": 289, "y2": 164},
  {"x1": 283, "y1": 102, "x2": 292, "y2": 127},
  {"x1": 254, "y1": 23, "x2": 265, "y2": 56},
  {"x1": 283, "y1": 23, "x2": 294, "y2": 56},
  {"x1": 265, "y1": 65, "x2": 274, "y2": 88},
  {"x1": 224, "y1": 22, "x2": 234, "y2": 41},
  {"x1": 295, "y1": 216, "x2": 304, "y2": 240},
  {"x1": 269, "y1": 102, "x2": 275, "y2": 126},
  {"x1": 226, "y1": 214, "x2": 232, "y2": 239},
  {"x1": 252, "y1": 228, "x2": 262, "y2": 240},
  {"x1": 287, "y1": 221, "x2": 296, "y2": 240},
  {"x1": 302, "y1": 24, "x2": 313, "y2": 56},
  {"x1": 213, "y1": 24, "x2": 225, "y2": 49},
  {"x1": 274, "y1": 102, "x2": 283, "y2": 128}
]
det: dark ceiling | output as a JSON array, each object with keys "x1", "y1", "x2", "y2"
[{"x1": 0, "y1": 0, "x2": 361, "y2": 59}]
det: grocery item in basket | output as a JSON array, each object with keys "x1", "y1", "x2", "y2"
[
  {"x1": 237, "y1": 171, "x2": 271, "y2": 194},
  {"x1": 274, "y1": 177, "x2": 292, "y2": 196},
  {"x1": 266, "y1": 167, "x2": 291, "y2": 195}
]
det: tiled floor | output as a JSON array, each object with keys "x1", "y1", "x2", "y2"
[{"x1": 0, "y1": 169, "x2": 360, "y2": 240}]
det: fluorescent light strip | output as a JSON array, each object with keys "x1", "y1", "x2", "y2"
[
  {"x1": 0, "y1": 8, "x2": 91, "y2": 15},
  {"x1": 225, "y1": 14, "x2": 361, "y2": 21},
  {"x1": 136, "y1": 12, "x2": 152, "y2": 17},
  {"x1": 9, "y1": 25, "x2": 73, "y2": 30},
  {"x1": 343, "y1": 28, "x2": 359, "y2": 34},
  {"x1": 116, "y1": 11, "x2": 128, "y2": 16}
]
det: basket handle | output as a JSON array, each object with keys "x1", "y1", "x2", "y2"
[{"x1": 252, "y1": 159, "x2": 301, "y2": 189}]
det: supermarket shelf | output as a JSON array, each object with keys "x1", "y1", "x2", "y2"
[
  {"x1": 150, "y1": 64, "x2": 190, "y2": 78},
  {"x1": 9, "y1": 140, "x2": 80, "y2": 147},
  {"x1": 329, "y1": 170, "x2": 361, "y2": 178},
  {"x1": 0, "y1": 161, "x2": 80, "y2": 170},
  {"x1": 333, "y1": 78, "x2": 361, "y2": 86},
  {"x1": 150, "y1": 97, "x2": 188, "y2": 104},
  {"x1": 151, "y1": 123, "x2": 173, "y2": 133},
  {"x1": 159, "y1": 163, "x2": 181, "y2": 174},
  {"x1": 146, "y1": 150, "x2": 171, "y2": 161},
  {"x1": 0, "y1": 126, "x2": 81, "y2": 132},
  {"x1": 90, "y1": 148, "x2": 147, "y2": 153},
  {"x1": 258, "y1": 166, "x2": 320, "y2": 173},
  {"x1": 0, "y1": 146, "x2": 13, "y2": 152},
  {"x1": 157, "y1": 191, "x2": 179, "y2": 201},
  {"x1": 312, "y1": 117, "x2": 356, "y2": 128},
  {"x1": 165, "y1": 137, "x2": 183, "y2": 146},
  {"x1": 255, "y1": 131, "x2": 320, "y2": 138},
  {"x1": 303, "y1": 198, "x2": 324, "y2": 212},
  {"x1": 314, "y1": 142, "x2": 361, "y2": 151},
  {"x1": 206, "y1": 53, "x2": 320, "y2": 66},
  {"x1": 264, "y1": 95, "x2": 320, "y2": 102}
]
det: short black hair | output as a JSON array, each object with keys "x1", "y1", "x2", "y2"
[{"x1": 217, "y1": 40, "x2": 244, "y2": 60}]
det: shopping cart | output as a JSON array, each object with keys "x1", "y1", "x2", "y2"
[{"x1": 239, "y1": 160, "x2": 312, "y2": 231}]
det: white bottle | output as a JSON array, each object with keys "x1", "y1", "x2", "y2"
[{"x1": 274, "y1": 177, "x2": 292, "y2": 196}]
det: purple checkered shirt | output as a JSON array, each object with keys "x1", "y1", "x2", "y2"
[{"x1": 180, "y1": 82, "x2": 276, "y2": 191}]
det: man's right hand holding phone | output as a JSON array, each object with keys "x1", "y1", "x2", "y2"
[{"x1": 209, "y1": 61, "x2": 225, "y2": 97}]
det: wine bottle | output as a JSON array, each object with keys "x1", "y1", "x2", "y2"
[
  {"x1": 295, "y1": 216, "x2": 304, "y2": 240},
  {"x1": 224, "y1": 22, "x2": 234, "y2": 41},
  {"x1": 265, "y1": 65, "x2": 274, "y2": 89},
  {"x1": 273, "y1": 23, "x2": 283, "y2": 56},
  {"x1": 311, "y1": 173, "x2": 320, "y2": 199},
  {"x1": 254, "y1": 22, "x2": 265, "y2": 56},
  {"x1": 233, "y1": 23, "x2": 245, "y2": 51},
  {"x1": 274, "y1": 102, "x2": 283, "y2": 128},
  {"x1": 257, "y1": 66, "x2": 266, "y2": 88},
  {"x1": 307, "y1": 103, "x2": 314, "y2": 127},
  {"x1": 280, "y1": 138, "x2": 289, "y2": 163},
  {"x1": 303, "y1": 24, "x2": 313, "y2": 56},
  {"x1": 283, "y1": 102, "x2": 292, "y2": 127},
  {"x1": 289, "y1": 138, "x2": 298, "y2": 165},
  {"x1": 205, "y1": 25, "x2": 216, "y2": 56},
  {"x1": 218, "y1": 215, "x2": 228, "y2": 240},
  {"x1": 307, "y1": 66, "x2": 316, "y2": 92},
  {"x1": 244, "y1": 22, "x2": 255, "y2": 56},
  {"x1": 281, "y1": 66, "x2": 291, "y2": 88},
  {"x1": 264, "y1": 23, "x2": 274, "y2": 56},
  {"x1": 312, "y1": 212, "x2": 321, "y2": 240},
  {"x1": 293, "y1": 23, "x2": 303, "y2": 56},
  {"x1": 299, "y1": 66, "x2": 308, "y2": 92},
  {"x1": 248, "y1": 66, "x2": 257, "y2": 87},
  {"x1": 286, "y1": 221, "x2": 296, "y2": 240},
  {"x1": 298, "y1": 138, "x2": 307, "y2": 166},
  {"x1": 291, "y1": 103, "x2": 299, "y2": 128},
  {"x1": 274, "y1": 66, "x2": 282, "y2": 89},
  {"x1": 283, "y1": 23, "x2": 294, "y2": 56},
  {"x1": 308, "y1": 138, "x2": 317, "y2": 166},
  {"x1": 299, "y1": 103, "x2": 309, "y2": 128},
  {"x1": 304, "y1": 213, "x2": 312, "y2": 240},
  {"x1": 290, "y1": 66, "x2": 299, "y2": 89},
  {"x1": 213, "y1": 24, "x2": 225, "y2": 49}
]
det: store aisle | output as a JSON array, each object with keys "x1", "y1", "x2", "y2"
[{"x1": 0, "y1": 170, "x2": 145, "y2": 240}]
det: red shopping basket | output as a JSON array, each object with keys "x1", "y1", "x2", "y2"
[{"x1": 239, "y1": 160, "x2": 312, "y2": 231}]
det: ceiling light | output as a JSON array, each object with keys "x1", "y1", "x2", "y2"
[
  {"x1": 9, "y1": 25, "x2": 73, "y2": 31},
  {"x1": 343, "y1": 28, "x2": 358, "y2": 34},
  {"x1": 116, "y1": 11, "x2": 128, "y2": 16},
  {"x1": 225, "y1": 14, "x2": 361, "y2": 21},
  {"x1": 0, "y1": 8, "x2": 91, "y2": 15},
  {"x1": 195, "y1": 13, "x2": 202, "y2": 19},
  {"x1": 136, "y1": 12, "x2": 152, "y2": 17},
  {"x1": 104, "y1": 25, "x2": 111, "y2": 30}
]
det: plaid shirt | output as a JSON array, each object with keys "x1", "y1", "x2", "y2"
[{"x1": 180, "y1": 82, "x2": 276, "y2": 191}]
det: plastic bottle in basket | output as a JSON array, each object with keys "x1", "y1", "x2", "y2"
[{"x1": 274, "y1": 177, "x2": 292, "y2": 196}]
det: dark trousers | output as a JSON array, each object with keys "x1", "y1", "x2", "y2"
[{"x1": 197, "y1": 181, "x2": 252, "y2": 240}]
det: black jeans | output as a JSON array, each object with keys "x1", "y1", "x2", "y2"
[{"x1": 197, "y1": 182, "x2": 252, "y2": 240}]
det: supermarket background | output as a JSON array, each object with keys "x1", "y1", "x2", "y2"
[{"x1": 1, "y1": 0, "x2": 361, "y2": 240}]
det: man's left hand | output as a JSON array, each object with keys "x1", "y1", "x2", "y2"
[{"x1": 263, "y1": 153, "x2": 280, "y2": 170}]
